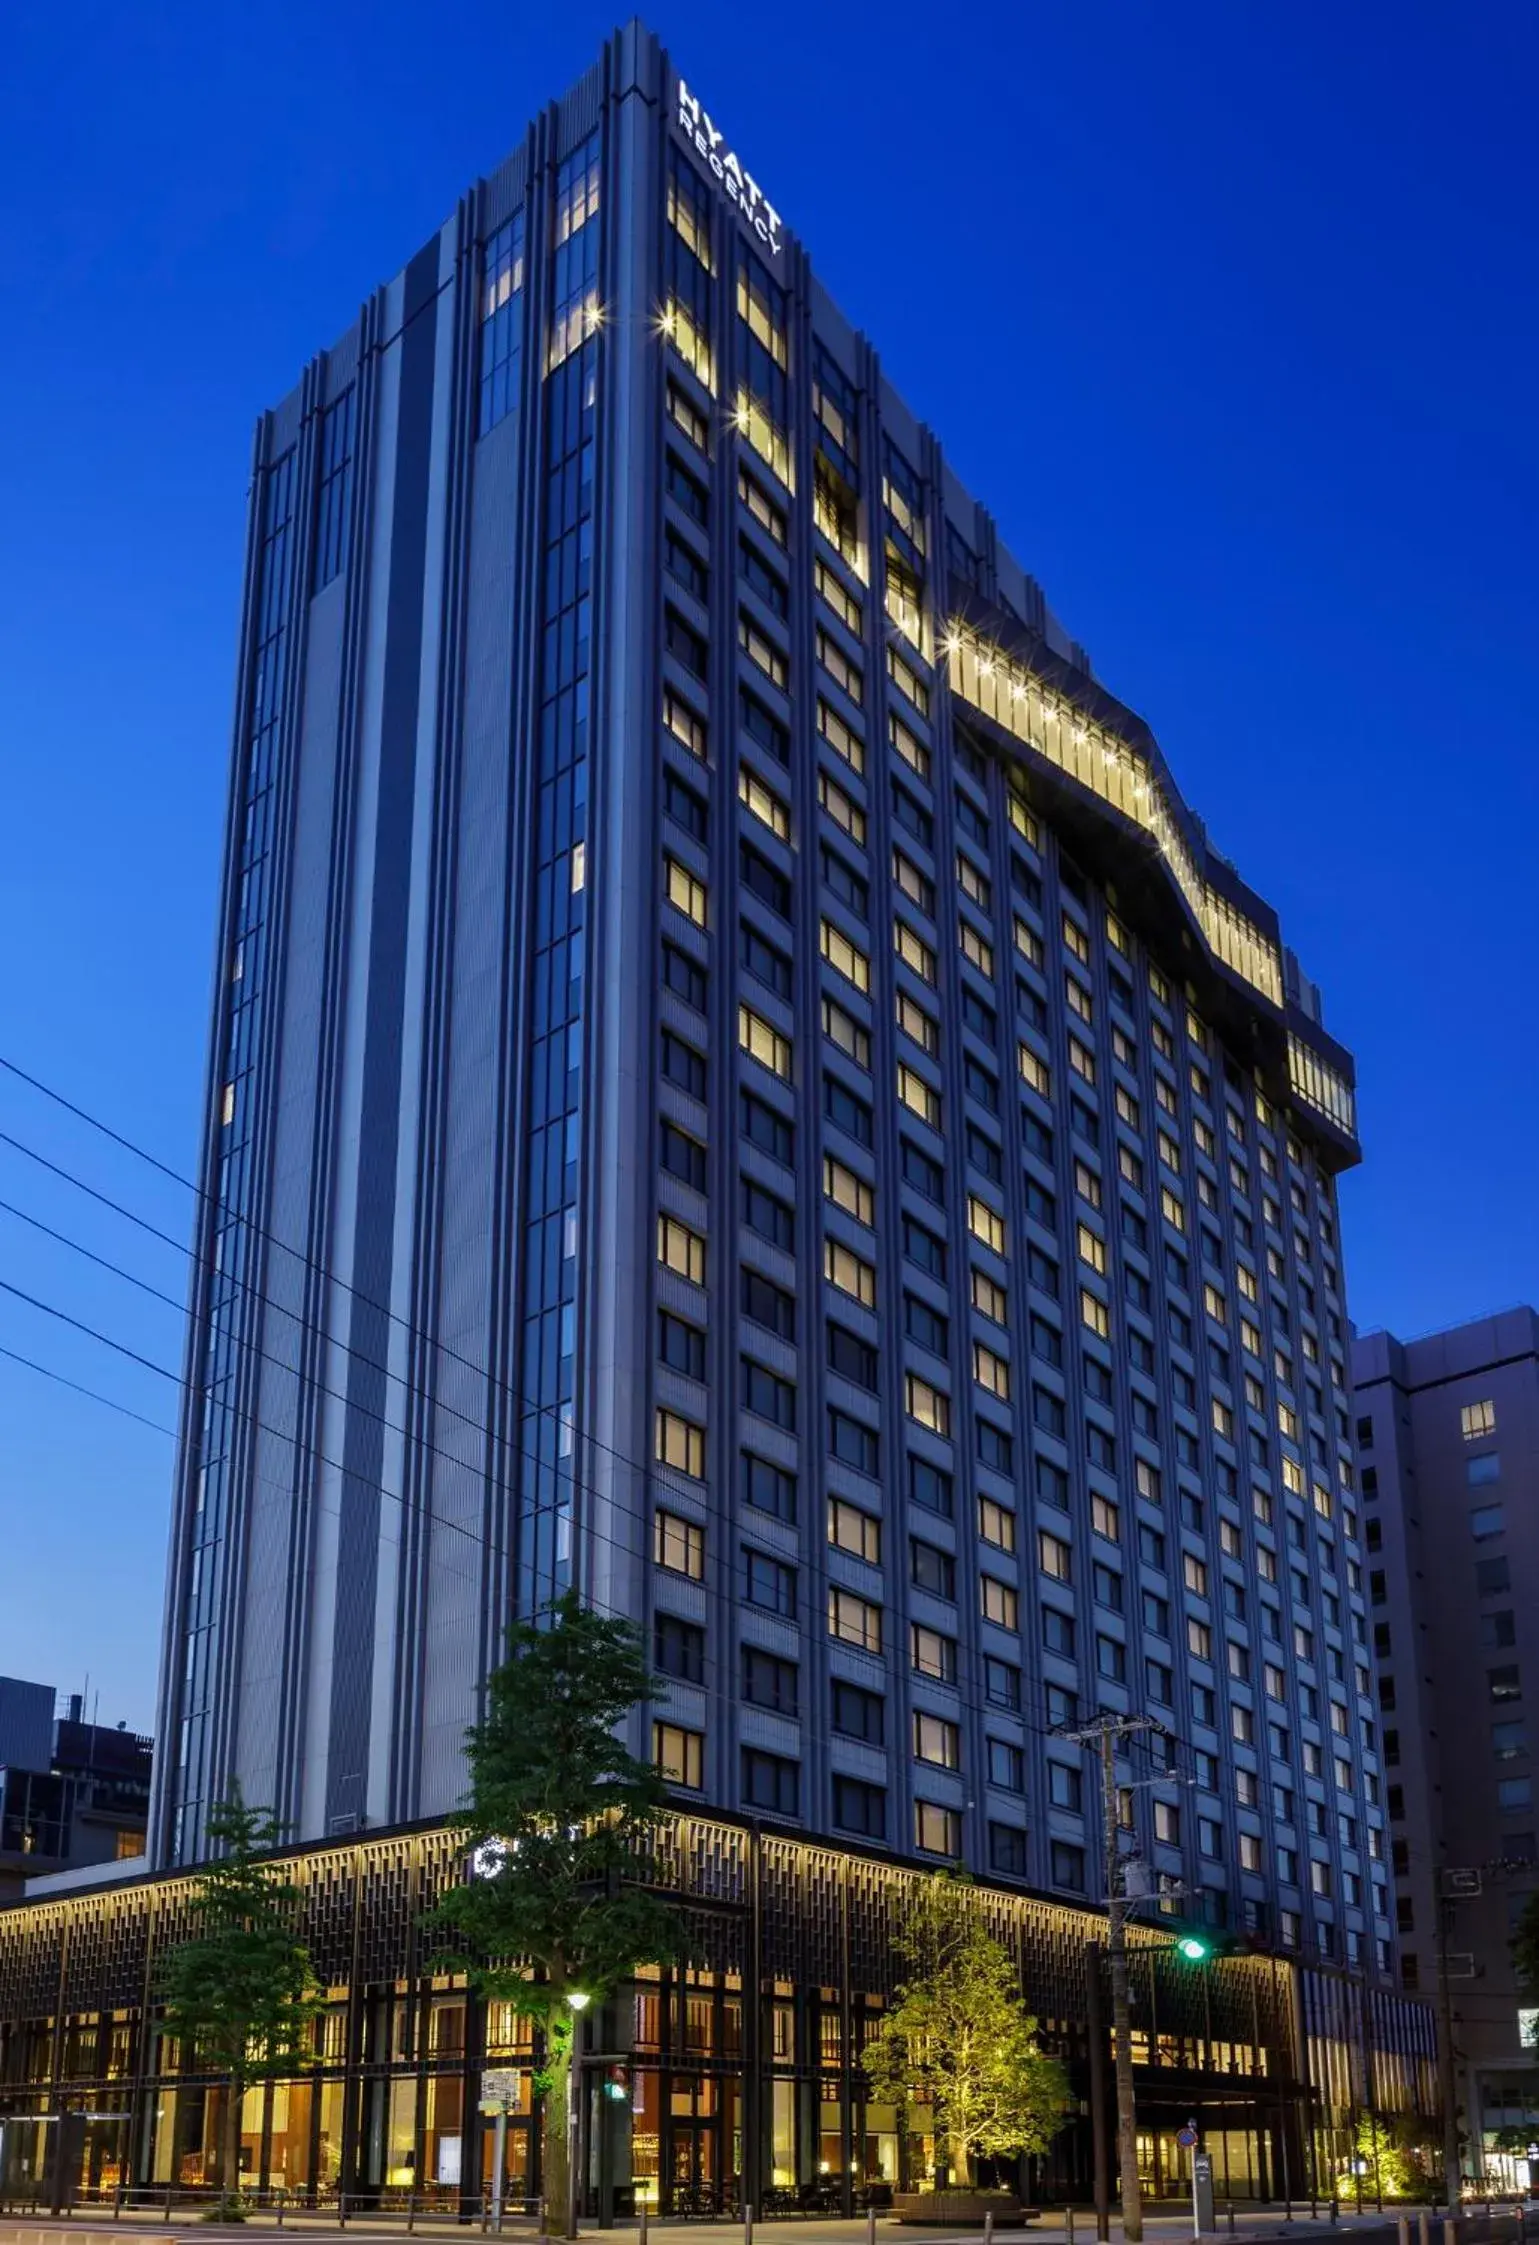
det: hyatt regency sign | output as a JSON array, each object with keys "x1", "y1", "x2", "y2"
[{"x1": 675, "y1": 80, "x2": 783, "y2": 257}]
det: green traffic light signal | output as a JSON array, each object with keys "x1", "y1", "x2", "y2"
[{"x1": 1176, "y1": 1934, "x2": 1212, "y2": 1962}]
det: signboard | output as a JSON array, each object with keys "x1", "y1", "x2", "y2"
[
  {"x1": 1442, "y1": 1952, "x2": 1477, "y2": 1980},
  {"x1": 481, "y1": 2069, "x2": 520, "y2": 2110},
  {"x1": 674, "y1": 81, "x2": 783, "y2": 257},
  {"x1": 1443, "y1": 1867, "x2": 1483, "y2": 1898},
  {"x1": 1519, "y1": 2008, "x2": 1539, "y2": 2051},
  {"x1": 1177, "y1": 2124, "x2": 1200, "y2": 2149}
]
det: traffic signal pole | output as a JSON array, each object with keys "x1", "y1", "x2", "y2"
[{"x1": 1067, "y1": 1715, "x2": 1153, "y2": 2245}]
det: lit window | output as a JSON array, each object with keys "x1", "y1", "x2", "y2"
[
  {"x1": 818, "y1": 769, "x2": 865, "y2": 845},
  {"x1": 968, "y1": 1196, "x2": 1005, "y2": 1254},
  {"x1": 824, "y1": 1155, "x2": 873, "y2": 1226},
  {"x1": 895, "y1": 920, "x2": 937, "y2": 985},
  {"x1": 655, "y1": 1410, "x2": 705, "y2": 1479},
  {"x1": 654, "y1": 1510, "x2": 705, "y2": 1579},
  {"x1": 1077, "y1": 1223, "x2": 1107, "y2": 1275},
  {"x1": 817, "y1": 698, "x2": 865, "y2": 774},
  {"x1": 665, "y1": 855, "x2": 708, "y2": 927},
  {"x1": 739, "y1": 1004, "x2": 792, "y2": 1081},
  {"x1": 1062, "y1": 914, "x2": 1090, "y2": 965},
  {"x1": 914, "y1": 1801, "x2": 960, "y2": 1856},
  {"x1": 738, "y1": 764, "x2": 789, "y2": 840},
  {"x1": 980, "y1": 1498, "x2": 1017, "y2": 1552},
  {"x1": 1019, "y1": 1042, "x2": 1051, "y2": 1096},
  {"x1": 896, "y1": 989, "x2": 937, "y2": 1054},
  {"x1": 821, "y1": 919, "x2": 870, "y2": 992},
  {"x1": 824, "y1": 1237, "x2": 876, "y2": 1306},
  {"x1": 654, "y1": 1721, "x2": 704, "y2": 1789},
  {"x1": 1160, "y1": 1187, "x2": 1185, "y2": 1233},
  {"x1": 981, "y1": 1575, "x2": 1019, "y2": 1630},
  {"x1": 1039, "y1": 1530, "x2": 1072, "y2": 1581},
  {"x1": 1462, "y1": 1400, "x2": 1496, "y2": 1440},
  {"x1": 829, "y1": 1586, "x2": 883, "y2": 1653},
  {"x1": 913, "y1": 1713, "x2": 960, "y2": 1769},
  {"x1": 897, "y1": 1063, "x2": 940, "y2": 1128},
  {"x1": 973, "y1": 1342, "x2": 1010, "y2": 1401},
  {"x1": 905, "y1": 1373, "x2": 950, "y2": 1436},
  {"x1": 1081, "y1": 1288, "x2": 1110, "y2": 1340},
  {"x1": 828, "y1": 1496, "x2": 880, "y2": 1564},
  {"x1": 657, "y1": 1214, "x2": 707, "y2": 1284},
  {"x1": 960, "y1": 921, "x2": 993, "y2": 978}
]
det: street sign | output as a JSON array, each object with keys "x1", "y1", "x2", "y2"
[
  {"x1": 1177, "y1": 2125, "x2": 1200, "y2": 2149},
  {"x1": 482, "y1": 2068, "x2": 520, "y2": 2108},
  {"x1": 1441, "y1": 1952, "x2": 1477, "y2": 1980},
  {"x1": 1442, "y1": 1867, "x2": 1483, "y2": 1898}
]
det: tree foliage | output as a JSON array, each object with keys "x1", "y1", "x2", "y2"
[
  {"x1": 1350, "y1": 2114, "x2": 1433, "y2": 2201},
  {"x1": 861, "y1": 1875, "x2": 1067, "y2": 2185},
  {"x1": 159, "y1": 1788, "x2": 322, "y2": 2208},
  {"x1": 426, "y1": 1593, "x2": 678, "y2": 2231}
]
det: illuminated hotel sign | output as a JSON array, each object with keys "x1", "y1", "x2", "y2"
[{"x1": 675, "y1": 80, "x2": 783, "y2": 257}]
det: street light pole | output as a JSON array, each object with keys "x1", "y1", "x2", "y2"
[
  {"x1": 1066, "y1": 1715, "x2": 1152, "y2": 2245},
  {"x1": 566, "y1": 1991, "x2": 591, "y2": 2243}
]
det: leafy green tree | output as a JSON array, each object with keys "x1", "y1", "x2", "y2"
[
  {"x1": 427, "y1": 1592, "x2": 677, "y2": 2235},
  {"x1": 159, "y1": 1788, "x2": 323, "y2": 2215},
  {"x1": 1351, "y1": 2114, "x2": 1433, "y2": 2201},
  {"x1": 862, "y1": 1874, "x2": 1067, "y2": 2190}
]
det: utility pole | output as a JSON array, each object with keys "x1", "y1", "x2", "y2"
[
  {"x1": 1066, "y1": 1714, "x2": 1152, "y2": 2245},
  {"x1": 1434, "y1": 1868, "x2": 1474, "y2": 2212}
]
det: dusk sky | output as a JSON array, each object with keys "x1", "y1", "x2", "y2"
[{"x1": 2, "y1": 0, "x2": 1535, "y2": 1735}]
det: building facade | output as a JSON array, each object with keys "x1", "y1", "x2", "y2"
[
  {"x1": 0, "y1": 1688, "x2": 152, "y2": 1902},
  {"x1": 0, "y1": 1814, "x2": 1436, "y2": 2214},
  {"x1": 148, "y1": 16, "x2": 1385, "y2": 1987},
  {"x1": 1353, "y1": 1311, "x2": 1539, "y2": 2181}
]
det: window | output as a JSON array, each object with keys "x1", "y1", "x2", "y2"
[
  {"x1": 825, "y1": 1237, "x2": 876, "y2": 1307},
  {"x1": 314, "y1": 387, "x2": 357, "y2": 588},
  {"x1": 986, "y1": 1657, "x2": 1023, "y2": 1711},
  {"x1": 828, "y1": 1496, "x2": 880, "y2": 1565},
  {"x1": 911, "y1": 1624, "x2": 957, "y2": 1682},
  {"x1": 742, "y1": 1452, "x2": 796, "y2": 1524},
  {"x1": 829, "y1": 1587, "x2": 882, "y2": 1653},
  {"x1": 981, "y1": 1575, "x2": 1019, "y2": 1630},
  {"x1": 829, "y1": 1408, "x2": 879, "y2": 1476},
  {"x1": 661, "y1": 1027, "x2": 707, "y2": 1098},
  {"x1": 833, "y1": 1776, "x2": 886, "y2": 1838},
  {"x1": 914, "y1": 1801, "x2": 960, "y2": 1856},
  {"x1": 655, "y1": 1408, "x2": 705, "y2": 1478},
  {"x1": 905, "y1": 1374, "x2": 950, "y2": 1436},
  {"x1": 914, "y1": 1712, "x2": 961, "y2": 1769},
  {"x1": 665, "y1": 856, "x2": 708, "y2": 928},
  {"x1": 910, "y1": 1456, "x2": 953, "y2": 1518},
  {"x1": 744, "y1": 1548, "x2": 796, "y2": 1616},
  {"x1": 832, "y1": 1678, "x2": 884, "y2": 1745},
  {"x1": 741, "y1": 1089, "x2": 792, "y2": 1166},
  {"x1": 741, "y1": 1178, "x2": 793, "y2": 1248},
  {"x1": 741, "y1": 1748, "x2": 799, "y2": 1816},
  {"x1": 655, "y1": 1614, "x2": 705, "y2": 1684},
  {"x1": 1461, "y1": 1399, "x2": 1496, "y2": 1440},
  {"x1": 742, "y1": 1357, "x2": 796, "y2": 1428},
  {"x1": 663, "y1": 687, "x2": 707, "y2": 761},
  {"x1": 479, "y1": 216, "x2": 527, "y2": 434},
  {"x1": 739, "y1": 610, "x2": 787, "y2": 690},
  {"x1": 739, "y1": 1003, "x2": 792, "y2": 1082},
  {"x1": 739, "y1": 763, "x2": 789, "y2": 841},
  {"x1": 1471, "y1": 1504, "x2": 1506, "y2": 1541},
  {"x1": 657, "y1": 1214, "x2": 706, "y2": 1283},
  {"x1": 654, "y1": 1722, "x2": 703, "y2": 1790}
]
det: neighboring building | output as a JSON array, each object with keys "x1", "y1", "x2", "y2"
[
  {"x1": 148, "y1": 18, "x2": 1385, "y2": 1979},
  {"x1": 0, "y1": 1687, "x2": 151, "y2": 1900},
  {"x1": 1354, "y1": 1310, "x2": 1539, "y2": 2185}
]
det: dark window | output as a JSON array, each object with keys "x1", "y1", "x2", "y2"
[
  {"x1": 742, "y1": 1268, "x2": 796, "y2": 1341},
  {"x1": 1042, "y1": 1607, "x2": 1076, "y2": 1656},
  {"x1": 828, "y1": 1323, "x2": 878, "y2": 1390},
  {"x1": 665, "y1": 607, "x2": 708, "y2": 679},
  {"x1": 661, "y1": 1029, "x2": 707, "y2": 1098},
  {"x1": 1097, "y1": 1634, "x2": 1127, "y2": 1682},
  {"x1": 1022, "y1": 1111, "x2": 1053, "y2": 1161},
  {"x1": 1138, "y1": 1524, "x2": 1166, "y2": 1569},
  {"x1": 664, "y1": 767, "x2": 708, "y2": 841},
  {"x1": 314, "y1": 387, "x2": 357, "y2": 589},
  {"x1": 1028, "y1": 1244, "x2": 1060, "y2": 1295},
  {"x1": 742, "y1": 1646, "x2": 799, "y2": 1714},
  {"x1": 741, "y1": 1091, "x2": 793, "y2": 1165},
  {"x1": 742, "y1": 688, "x2": 789, "y2": 765},
  {"x1": 743, "y1": 1546, "x2": 796, "y2": 1616},
  {"x1": 666, "y1": 527, "x2": 709, "y2": 603},
  {"x1": 660, "y1": 1121, "x2": 707, "y2": 1191},
  {"x1": 988, "y1": 1739, "x2": 1026, "y2": 1792},
  {"x1": 739, "y1": 537, "x2": 788, "y2": 618},
  {"x1": 829, "y1": 1408, "x2": 879, "y2": 1476},
  {"x1": 742, "y1": 1357, "x2": 796, "y2": 1429},
  {"x1": 739, "y1": 921, "x2": 792, "y2": 999},
  {"x1": 1036, "y1": 1458, "x2": 1069, "y2": 1509},
  {"x1": 654, "y1": 1613, "x2": 705, "y2": 1683},
  {"x1": 989, "y1": 1822, "x2": 1027, "y2": 1876},
  {"x1": 821, "y1": 845, "x2": 868, "y2": 918},
  {"x1": 831, "y1": 1677, "x2": 885, "y2": 1745},
  {"x1": 833, "y1": 1775, "x2": 886, "y2": 1837},
  {"x1": 902, "y1": 1216, "x2": 946, "y2": 1280},
  {"x1": 741, "y1": 1178, "x2": 794, "y2": 1248},
  {"x1": 742, "y1": 1452, "x2": 797, "y2": 1523},
  {"x1": 976, "y1": 1419, "x2": 1013, "y2": 1472},
  {"x1": 1048, "y1": 1761, "x2": 1082, "y2": 1810},
  {"x1": 740, "y1": 841, "x2": 790, "y2": 918},
  {"x1": 663, "y1": 943, "x2": 708, "y2": 1012},
  {"x1": 909, "y1": 1456, "x2": 954, "y2": 1518},
  {"x1": 985, "y1": 1656, "x2": 1023, "y2": 1710},
  {"x1": 824, "y1": 1075, "x2": 873, "y2": 1146},
  {"x1": 1051, "y1": 1843, "x2": 1086, "y2": 1891},
  {"x1": 962, "y1": 988, "x2": 997, "y2": 1043},
  {"x1": 666, "y1": 451, "x2": 708, "y2": 523},
  {"x1": 911, "y1": 1539, "x2": 956, "y2": 1599},
  {"x1": 1030, "y1": 1315, "x2": 1062, "y2": 1367},
  {"x1": 967, "y1": 1117, "x2": 1002, "y2": 1172},
  {"x1": 904, "y1": 1293, "x2": 949, "y2": 1354},
  {"x1": 658, "y1": 1311, "x2": 706, "y2": 1380},
  {"x1": 742, "y1": 1748, "x2": 799, "y2": 1816},
  {"x1": 901, "y1": 1139, "x2": 945, "y2": 1203},
  {"x1": 892, "y1": 785, "x2": 933, "y2": 847}
]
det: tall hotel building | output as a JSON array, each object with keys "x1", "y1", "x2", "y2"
[{"x1": 152, "y1": 21, "x2": 1383, "y2": 1979}]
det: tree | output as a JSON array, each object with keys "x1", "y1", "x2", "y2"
[
  {"x1": 159, "y1": 1787, "x2": 323, "y2": 2216},
  {"x1": 426, "y1": 1592, "x2": 678, "y2": 2236},
  {"x1": 862, "y1": 1874, "x2": 1067, "y2": 2191},
  {"x1": 1351, "y1": 2113, "x2": 1433, "y2": 2201}
]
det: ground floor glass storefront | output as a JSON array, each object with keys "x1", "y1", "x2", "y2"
[{"x1": 0, "y1": 1815, "x2": 1440, "y2": 2215}]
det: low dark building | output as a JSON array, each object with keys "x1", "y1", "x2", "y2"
[{"x1": 0, "y1": 1689, "x2": 151, "y2": 1901}]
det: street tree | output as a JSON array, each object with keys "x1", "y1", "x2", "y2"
[
  {"x1": 427, "y1": 1592, "x2": 677, "y2": 2236},
  {"x1": 158, "y1": 1787, "x2": 323, "y2": 2216},
  {"x1": 862, "y1": 1873, "x2": 1067, "y2": 2190}
]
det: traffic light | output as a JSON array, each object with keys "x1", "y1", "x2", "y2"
[
  {"x1": 1175, "y1": 1933, "x2": 1214, "y2": 1963},
  {"x1": 603, "y1": 2064, "x2": 630, "y2": 2103}
]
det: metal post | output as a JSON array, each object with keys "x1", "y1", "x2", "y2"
[
  {"x1": 1436, "y1": 1891, "x2": 1463, "y2": 2216},
  {"x1": 492, "y1": 2108, "x2": 508, "y2": 2236},
  {"x1": 744, "y1": 2199, "x2": 754, "y2": 2245},
  {"x1": 1420, "y1": 2208, "x2": 1432, "y2": 2245},
  {"x1": 1400, "y1": 2214, "x2": 1411, "y2": 2245},
  {"x1": 1228, "y1": 2204, "x2": 1237, "y2": 2236},
  {"x1": 985, "y1": 2213, "x2": 995, "y2": 2245},
  {"x1": 640, "y1": 2199, "x2": 649, "y2": 2245},
  {"x1": 567, "y1": 2036, "x2": 582, "y2": 2244},
  {"x1": 1443, "y1": 2222, "x2": 1458, "y2": 2245},
  {"x1": 1094, "y1": 1726, "x2": 1146, "y2": 2245},
  {"x1": 1086, "y1": 1942, "x2": 1111, "y2": 2244},
  {"x1": 867, "y1": 2206, "x2": 877, "y2": 2245},
  {"x1": 1067, "y1": 2207, "x2": 1077, "y2": 2245}
]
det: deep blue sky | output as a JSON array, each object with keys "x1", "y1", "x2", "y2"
[{"x1": 1, "y1": 0, "x2": 1535, "y2": 1734}]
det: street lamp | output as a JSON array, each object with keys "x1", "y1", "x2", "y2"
[{"x1": 565, "y1": 1992, "x2": 591, "y2": 2239}]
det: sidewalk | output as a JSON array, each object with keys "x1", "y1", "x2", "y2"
[{"x1": 0, "y1": 2206, "x2": 1477, "y2": 2245}]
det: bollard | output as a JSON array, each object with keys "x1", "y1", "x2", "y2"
[
  {"x1": 986, "y1": 2214, "x2": 996, "y2": 2245},
  {"x1": 1330, "y1": 2192, "x2": 1339, "y2": 2227},
  {"x1": 640, "y1": 2200, "x2": 650, "y2": 2245},
  {"x1": 1229, "y1": 2203, "x2": 1238, "y2": 2236},
  {"x1": 744, "y1": 2197, "x2": 755, "y2": 2245},
  {"x1": 1067, "y1": 2207, "x2": 1076, "y2": 2245},
  {"x1": 1421, "y1": 2211, "x2": 1432, "y2": 2245},
  {"x1": 1443, "y1": 2221, "x2": 1459, "y2": 2245},
  {"x1": 1399, "y1": 2216, "x2": 1410, "y2": 2245},
  {"x1": 867, "y1": 2208, "x2": 878, "y2": 2245},
  {"x1": 407, "y1": 2192, "x2": 416, "y2": 2233}
]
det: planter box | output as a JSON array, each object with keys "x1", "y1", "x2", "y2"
[{"x1": 892, "y1": 2189, "x2": 1026, "y2": 2225}]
